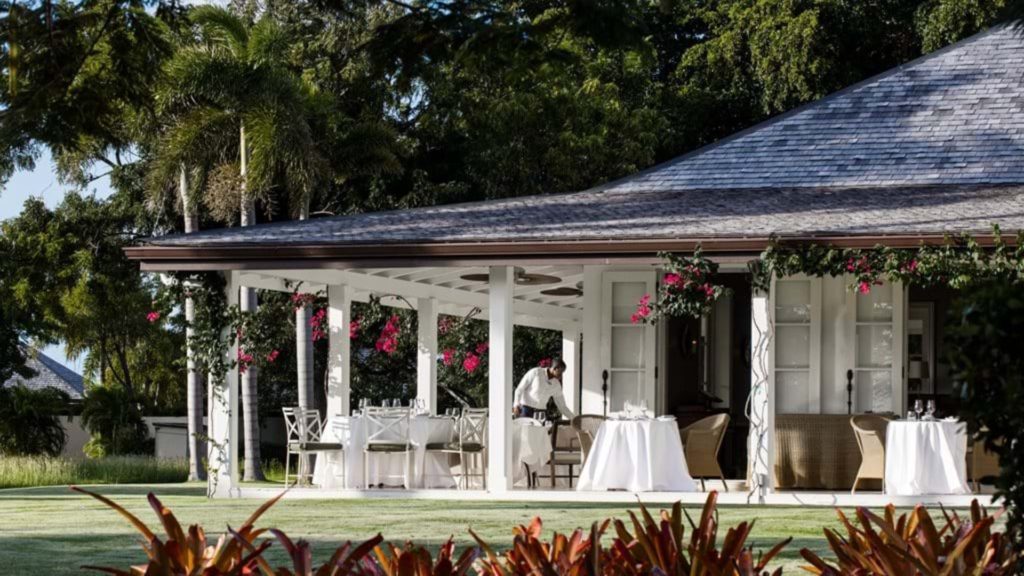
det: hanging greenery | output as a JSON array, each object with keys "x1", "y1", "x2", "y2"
[
  {"x1": 632, "y1": 248, "x2": 730, "y2": 323},
  {"x1": 750, "y1": 226, "x2": 1024, "y2": 294}
]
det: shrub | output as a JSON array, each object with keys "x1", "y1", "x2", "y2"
[
  {"x1": 74, "y1": 488, "x2": 789, "y2": 575},
  {"x1": 81, "y1": 386, "x2": 150, "y2": 457},
  {"x1": 0, "y1": 384, "x2": 69, "y2": 456},
  {"x1": 0, "y1": 456, "x2": 187, "y2": 489},
  {"x1": 800, "y1": 501, "x2": 1017, "y2": 575},
  {"x1": 945, "y1": 280, "x2": 1024, "y2": 558}
]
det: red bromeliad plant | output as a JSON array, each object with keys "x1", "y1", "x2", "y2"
[{"x1": 800, "y1": 500, "x2": 1018, "y2": 575}]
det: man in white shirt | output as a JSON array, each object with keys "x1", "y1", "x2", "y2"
[{"x1": 513, "y1": 359, "x2": 575, "y2": 420}]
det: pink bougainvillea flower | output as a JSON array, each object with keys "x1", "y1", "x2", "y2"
[
  {"x1": 702, "y1": 283, "x2": 716, "y2": 299},
  {"x1": 442, "y1": 349, "x2": 457, "y2": 366},
  {"x1": 631, "y1": 294, "x2": 652, "y2": 324},
  {"x1": 905, "y1": 259, "x2": 919, "y2": 273},
  {"x1": 475, "y1": 341, "x2": 489, "y2": 355},
  {"x1": 463, "y1": 353, "x2": 480, "y2": 374},
  {"x1": 237, "y1": 348, "x2": 254, "y2": 373},
  {"x1": 349, "y1": 318, "x2": 361, "y2": 339},
  {"x1": 266, "y1": 349, "x2": 280, "y2": 363},
  {"x1": 663, "y1": 273, "x2": 684, "y2": 289},
  {"x1": 146, "y1": 311, "x2": 161, "y2": 323},
  {"x1": 858, "y1": 281, "x2": 872, "y2": 294},
  {"x1": 375, "y1": 315, "x2": 402, "y2": 354},
  {"x1": 538, "y1": 358, "x2": 552, "y2": 368},
  {"x1": 438, "y1": 316, "x2": 453, "y2": 335}
]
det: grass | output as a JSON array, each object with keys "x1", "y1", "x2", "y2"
[
  {"x1": 0, "y1": 483, "x2": 909, "y2": 575},
  {"x1": 0, "y1": 456, "x2": 188, "y2": 489}
]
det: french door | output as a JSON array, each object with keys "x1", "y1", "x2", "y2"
[{"x1": 600, "y1": 271, "x2": 657, "y2": 413}]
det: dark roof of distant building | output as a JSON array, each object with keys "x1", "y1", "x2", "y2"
[{"x1": 3, "y1": 348, "x2": 85, "y2": 400}]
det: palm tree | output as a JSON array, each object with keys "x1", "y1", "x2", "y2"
[{"x1": 153, "y1": 5, "x2": 330, "y2": 481}]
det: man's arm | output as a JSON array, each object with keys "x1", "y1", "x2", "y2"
[{"x1": 551, "y1": 383, "x2": 575, "y2": 421}]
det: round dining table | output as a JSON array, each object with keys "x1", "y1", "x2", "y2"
[
  {"x1": 576, "y1": 417, "x2": 696, "y2": 492},
  {"x1": 311, "y1": 414, "x2": 457, "y2": 489},
  {"x1": 884, "y1": 419, "x2": 969, "y2": 496}
]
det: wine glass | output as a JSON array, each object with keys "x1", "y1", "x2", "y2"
[
  {"x1": 926, "y1": 399, "x2": 936, "y2": 420},
  {"x1": 638, "y1": 398, "x2": 649, "y2": 418},
  {"x1": 914, "y1": 399, "x2": 924, "y2": 420},
  {"x1": 624, "y1": 399, "x2": 634, "y2": 419}
]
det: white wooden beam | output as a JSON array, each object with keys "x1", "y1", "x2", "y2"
[
  {"x1": 416, "y1": 297, "x2": 439, "y2": 414},
  {"x1": 487, "y1": 266, "x2": 514, "y2": 493},
  {"x1": 257, "y1": 269, "x2": 581, "y2": 324},
  {"x1": 327, "y1": 285, "x2": 352, "y2": 417}
]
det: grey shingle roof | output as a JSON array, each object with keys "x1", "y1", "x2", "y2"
[
  {"x1": 3, "y1": 348, "x2": 84, "y2": 400},
  {"x1": 146, "y1": 25, "x2": 1024, "y2": 250}
]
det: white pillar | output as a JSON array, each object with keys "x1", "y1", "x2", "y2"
[
  {"x1": 327, "y1": 284, "x2": 352, "y2": 417},
  {"x1": 416, "y1": 297, "x2": 439, "y2": 414},
  {"x1": 296, "y1": 303, "x2": 314, "y2": 410},
  {"x1": 748, "y1": 289, "x2": 774, "y2": 501},
  {"x1": 580, "y1": 265, "x2": 604, "y2": 414},
  {"x1": 487, "y1": 266, "x2": 514, "y2": 492},
  {"x1": 561, "y1": 325, "x2": 580, "y2": 414},
  {"x1": 209, "y1": 271, "x2": 240, "y2": 497}
]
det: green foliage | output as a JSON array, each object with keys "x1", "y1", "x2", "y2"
[
  {"x1": 800, "y1": 501, "x2": 1017, "y2": 574},
  {"x1": 0, "y1": 455, "x2": 187, "y2": 489},
  {"x1": 350, "y1": 296, "x2": 419, "y2": 406},
  {"x1": 81, "y1": 386, "x2": 151, "y2": 457},
  {"x1": 0, "y1": 384, "x2": 68, "y2": 456},
  {"x1": 946, "y1": 281, "x2": 1024, "y2": 560}
]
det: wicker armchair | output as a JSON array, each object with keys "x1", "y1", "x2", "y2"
[
  {"x1": 570, "y1": 415, "x2": 606, "y2": 465},
  {"x1": 850, "y1": 415, "x2": 889, "y2": 494},
  {"x1": 679, "y1": 414, "x2": 729, "y2": 491},
  {"x1": 969, "y1": 435, "x2": 1000, "y2": 492}
]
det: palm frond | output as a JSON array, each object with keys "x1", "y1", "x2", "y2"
[
  {"x1": 158, "y1": 47, "x2": 247, "y2": 115},
  {"x1": 189, "y1": 5, "x2": 249, "y2": 61},
  {"x1": 247, "y1": 17, "x2": 292, "y2": 69}
]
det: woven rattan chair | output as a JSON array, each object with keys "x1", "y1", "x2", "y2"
[
  {"x1": 426, "y1": 408, "x2": 488, "y2": 490},
  {"x1": 547, "y1": 420, "x2": 582, "y2": 488},
  {"x1": 679, "y1": 414, "x2": 730, "y2": 492},
  {"x1": 969, "y1": 435, "x2": 1000, "y2": 492},
  {"x1": 282, "y1": 407, "x2": 344, "y2": 487},
  {"x1": 570, "y1": 415, "x2": 606, "y2": 466},
  {"x1": 850, "y1": 415, "x2": 889, "y2": 494}
]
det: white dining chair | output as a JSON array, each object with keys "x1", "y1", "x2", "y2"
[
  {"x1": 426, "y1": 408, "x2": 487, "y2": 489},
  {"x1": 362, "y1": 406, "x2": 412, "y2": 488},
  {"x1": 282, "y1": 407, "x2": 344, "y2": 487}
]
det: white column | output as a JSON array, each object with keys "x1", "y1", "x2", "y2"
[
  {"x1": 416, "y1": 297, "x2": 439, "y2": 414},
  {"x1": 580, "y1": 265, "x2": 604, "y2": 414},
  {"x1": 747, "y1": 289, "x2": 775, "y2": 501},
  {"x1": 327, "y1": 284, "x2": 352, "y2": 417},
  {"x1": 561, "y1": 325, "x2": 580, "y2": 414},
  {"x1": 209, "y1": 271, "x2": 240, "y2": 497},
  {"x1": 487, "y1": 266, "x2": 514, "y2": 492},
  {"x1": 296, "y1": 303, "x2": 314, "y2": 410}
]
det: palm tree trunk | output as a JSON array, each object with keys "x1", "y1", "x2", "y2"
[
  {"x1": 295, "y1": 200, "x2": 315, "y2": 477},
  {"x1": 181, "y1": 165, "x2": 207, "y2": 482},
  {"x1": 239, "y1": 122, "x2": 264, "y2": 481}
]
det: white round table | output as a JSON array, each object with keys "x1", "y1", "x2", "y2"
[
  {"x1": 311, "y1": 414, "x2": 457, "y2": 489},
  {"x1": 576, "y1": 418, "x2": 696, "y2": 492},
  {"x1": 512, "y1": 418, "x2": 551, "y2": 486},
  {"x1": 884, "y1": 420, "x2": 969, "y2": 496}
]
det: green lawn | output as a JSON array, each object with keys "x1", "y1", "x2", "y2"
[{"x1": 0, "y1": 484, "x2": 884, "y2": 574}]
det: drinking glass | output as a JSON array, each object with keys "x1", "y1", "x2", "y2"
[
  {"x1": 906, "y1": 410, "x2": 917, "y2": 421},
  {"x1": 638, "y1": 399, "x2": 649, "y2": 418},
  {"x1": 926, "y1": 399, "x2": 936, "y2": 419},
  {"x1": 914, "y1": 399, "x2": 924, "y2": 420},
  {"x1": 536, "y1": 411, "x2": 547, "y2": 425},
  {"x1": 624, "y1": 399, "x2": 634, "y2": 419}
]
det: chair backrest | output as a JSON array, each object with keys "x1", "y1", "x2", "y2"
[
  {"x1": 972, "y1": 436, "x2": 1000, "y2": 480},
  {"x1": 458, "y1": 408, "x2": 488, "y2": 447},
  {"x1": 364, "y1": 407, "x2": 411, "y2": 447},
  {"x1": 850, "y1": 415, "x2": 888, "y2": 464},
  {"x1": 683, "y1": 413, "x2": 730, "y2": 449},
  {"x1": 571, "y1": 415, "x2": 606, "y2": 461},
  {"x1": 282, "y1": 407, "x2": 324, "y2": 444}
]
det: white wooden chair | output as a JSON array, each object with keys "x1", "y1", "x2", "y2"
[
  {"x1": 363, "y1": 407, "x2": 412, "y2": 488},
  {"x1": 282, "y1": 407, "x2": 344, "y2": 487},
  {"x1": 426, "y1": 408, "x2": 487, "y2": 489}
]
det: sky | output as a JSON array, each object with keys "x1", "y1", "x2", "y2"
[{"x1": 1, "y1": 150, "x2": 114, "y2": 374}]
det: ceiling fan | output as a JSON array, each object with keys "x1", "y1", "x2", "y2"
[{"x1": 541, "y1": 281, "x2": 584, "y2": 297}]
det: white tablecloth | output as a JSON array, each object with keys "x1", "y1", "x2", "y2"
[
  {"x1": 885, "y1": 420, "x2": 969, "y2": 496},
  {"x1": 512, "y1": 418, "x2": 551, "y2": 486},
  {"x1": 577, "y1": 419, "x2": 696, "y2": 492},
  {"x1": 311, "y1": 414, "x2": 457, "y2": 489}
]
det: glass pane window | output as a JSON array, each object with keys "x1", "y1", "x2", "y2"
[
  {"x1": 609, "y1": 371, "x2": 641, "y2": 412},
  {"x1": 776, "y1": 371, "x2": 810, "y2": 413},
  {"x1": 856, "y1": 370, "x2": 892, "y2": 413},
  {"x1": 611, "y1": 326, "x2": 645, "y2": 369},
  {"x1": 611, "y1": 282, "x2": 647, "y2": 324},
  {"x1": 856, "y1": 326, "x2": 893, "y2": 368},
  {"x1": 775, "y1": 280, "x2": 812, "y2": 323},
  {"x1": 856, "y1": 283, "x2": 893, "y2": 322},
  {"x1": 775, "y1": 326, "x2": 811, "y2": 369}
]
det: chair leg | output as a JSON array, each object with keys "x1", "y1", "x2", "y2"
[
  {"x1": 364, "y1": 452, "x2": 369, "y2": 489},
  {"x1": 851, "y1": 477, "x2": 860, "y2": 495},
  {"x1": 284, "y1": 451, "x2": 291, "y2": 487},
  {"x1": 700, "y1": 477, "x2": 706, "y2": 492},
  {"x1": 720, "y1": 474, "x2": 728, "y2": 492}
]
